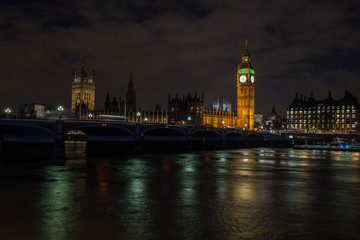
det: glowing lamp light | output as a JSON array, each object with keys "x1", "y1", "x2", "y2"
[
  {"x1": 57, "y1": 106, "x2": 64, "y2": 119},
  {"x1": 57, "y1": 106, "x2": 64, "y2": 112}
]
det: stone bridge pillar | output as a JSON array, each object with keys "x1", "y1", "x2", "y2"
[
  {"x1": 186, "y1": 127, "x2": 193, "y2": 151},
  {"x1": 55, "y1": 120, "x2": 66, "y2": 159}
]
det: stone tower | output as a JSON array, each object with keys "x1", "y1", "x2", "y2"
[
  {"x1": 71, "y1": 65, "x2": 95, "y2": 117},
  {"x1": 236, "y1": 40, "x2": 255, "y2": 130},
  {"x1": 125, "y1": 72, "x2": 136, "y2": 113}
]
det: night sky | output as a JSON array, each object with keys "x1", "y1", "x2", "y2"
[{"x1": 1, "y1": 0, "x2": 359, "y2": 116}]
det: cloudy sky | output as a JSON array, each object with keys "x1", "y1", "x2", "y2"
[{"x1": 1, "y1": 0, "x2": 359, "y2": 116}]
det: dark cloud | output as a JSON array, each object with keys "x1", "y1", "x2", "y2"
[{"x1": 0, "y1": 0, "x2": 359, "y2": 117}]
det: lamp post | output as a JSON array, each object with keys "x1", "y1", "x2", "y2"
[
  {"x1": 188, "y1": 116, "x2": 191, "y2": 125},
  {"x1": 222, "y1": 120, "x2": 225, "y2": 128},
  {"x1": 136, "y1": 111, "x2": 141, "y2": 122},
  {"x1": 88, "y1": 112, "x2": 93, "y2": 120},
  {"x1": 5, "y1": 108, "x2": 11, "y2": 118},
  {"x1": 57, "y1": 106, "x2": 64, "y2": 119},
  {"x1": 144, "y1": 117, "x2": 148, "y2": 123}
]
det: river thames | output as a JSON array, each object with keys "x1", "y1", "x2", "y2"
[{"x1": 1, "y1": 143, "x2": 360, "y2": 239}]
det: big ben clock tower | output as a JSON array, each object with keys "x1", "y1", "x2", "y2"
[{"x1": 237, "y1": 40, "x2": 255, "y2": 130}]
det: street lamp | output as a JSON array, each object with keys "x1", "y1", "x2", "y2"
[
  {"x1": 57, "y1": 106, "x2": 64, "y2": 119},
  {"x1": 144, "y1": 117, "x2": 148, "y2": 123},
  {"x1": 136, "y1": 111, "x2": 141, "y2": 122},
  {"x1": 88, "y1": 112, "x2": 93, "y2": 120},
  {"x1": 188, "y1": 116, "x2": 191, "y2": 125},
  {"x1": 222, "y1": 120, "x2": 225, "y2": 128},
  {"x1": 5, "y1": 108, "x2": 11, "y2": 118}
]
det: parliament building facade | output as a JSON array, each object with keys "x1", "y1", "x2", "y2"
[{"x1": 168, "y1": 40, "x2": 256, "y2": 130}]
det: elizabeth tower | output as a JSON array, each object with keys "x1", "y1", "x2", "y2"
[{"x1": 236, "y1": 40, "x2": 255, "y2": 130}]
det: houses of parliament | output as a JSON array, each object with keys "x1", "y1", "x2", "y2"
[
  {"x1": 71, "y1": 41, "x2": 256, "y2": 130},
  {"x1": 168, "y1": 40, "x2": 256, "y2": 130}
]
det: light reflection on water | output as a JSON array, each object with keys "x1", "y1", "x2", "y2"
[{"x1": 0, "y1": 146, "x2": 360, "y2": 239}]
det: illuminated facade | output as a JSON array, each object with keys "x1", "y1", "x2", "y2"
[
  {"x1": 203, "y1": 40, "x2": 255, "y2": 130},
  {"x1": 286, "y1": 91, "x2": 360, "y2": 132},
  {"x1": 236, "y1": 40, "x2": 255, "y2": 130},
  {"x1": 71, "y1": 66, "x2": 95, "y2": 117}
]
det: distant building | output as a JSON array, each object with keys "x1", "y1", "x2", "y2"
[
  {"x1": 71, "y1": 65, "x2": 95, "y2": 119},
  {"x1": 18, "y1": 103, "x2": 45, "y2": 118},
  {"x1": 264, "y1": 107, "x2": 282, "y2": 130},
  {"x1": 286, "y1": 91, "x2": 360, "y2": 133},
  {"x1": 45, "y1": 109, "x2": 76, "y2": 120},
  {"x1": 100, "y1": 73, "x2": 166, "y2": 124},
  {"x1": 168, "y1": 93, "x2": 204, "y2": 125},
  {"x1": 254, "y1": 112, "x2": 263, "y2": 129},
  {"x1": 122, "y1": 72, "x2": 136, "y2": 114}
]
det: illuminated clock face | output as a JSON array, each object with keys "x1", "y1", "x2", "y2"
[
  {"x1": 251, "y1": 76, "x2": 255, "y2": 83},
  {"x1": 240, "y1": 75, "x2": 247, "y2": 83}
]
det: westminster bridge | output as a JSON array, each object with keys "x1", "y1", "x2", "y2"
[{"x1": 0, "y1": 119, "x2": 269, "y2": 159}]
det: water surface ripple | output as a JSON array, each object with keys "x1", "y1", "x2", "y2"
[{"x1": 1, "y1": 147, "x2": 360, "y2": 239}]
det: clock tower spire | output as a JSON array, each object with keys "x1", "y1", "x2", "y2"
[{"x1": 237, "y1": 39, "x2": 255, "y2": 130}]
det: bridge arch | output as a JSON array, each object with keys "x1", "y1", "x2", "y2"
[
  {"x1": 190, "y1": 129, "x2": 223, "y2": 150},
  {"x1": 191, "y1": 129, "x2": 221, "y2": 138},
  {"x1": 141, "y1": 126, "x2": 187, "y2": 140},
  {"x1": 224, "y1": 131, "x2": 245, "y2": 139},
  {"x1": 0, "y1": 122, "x2": 58, "y2": 159},
  {"x1": 141, "y1": 126, "x2": 188, "y2": 152},
  {"x1": 0, "y1": 122, "x2": 56, "y2": 142},
  {"x1": 63, "y1": 123, "x2": 137, "y2": 156},
  {"x1": 224, "y1": 131, "x2": 246, "y2": 149},
  {"x1": 64, "y1": 124, "x2": 136, "y2": 141}
]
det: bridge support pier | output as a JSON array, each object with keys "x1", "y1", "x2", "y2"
[{"x1": 55, "y1": 120, "x2": 66, "y2": 159}]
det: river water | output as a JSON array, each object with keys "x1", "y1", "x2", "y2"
[{"x1": 1, "y1": 143, "x2": 360, "y2": 240}]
